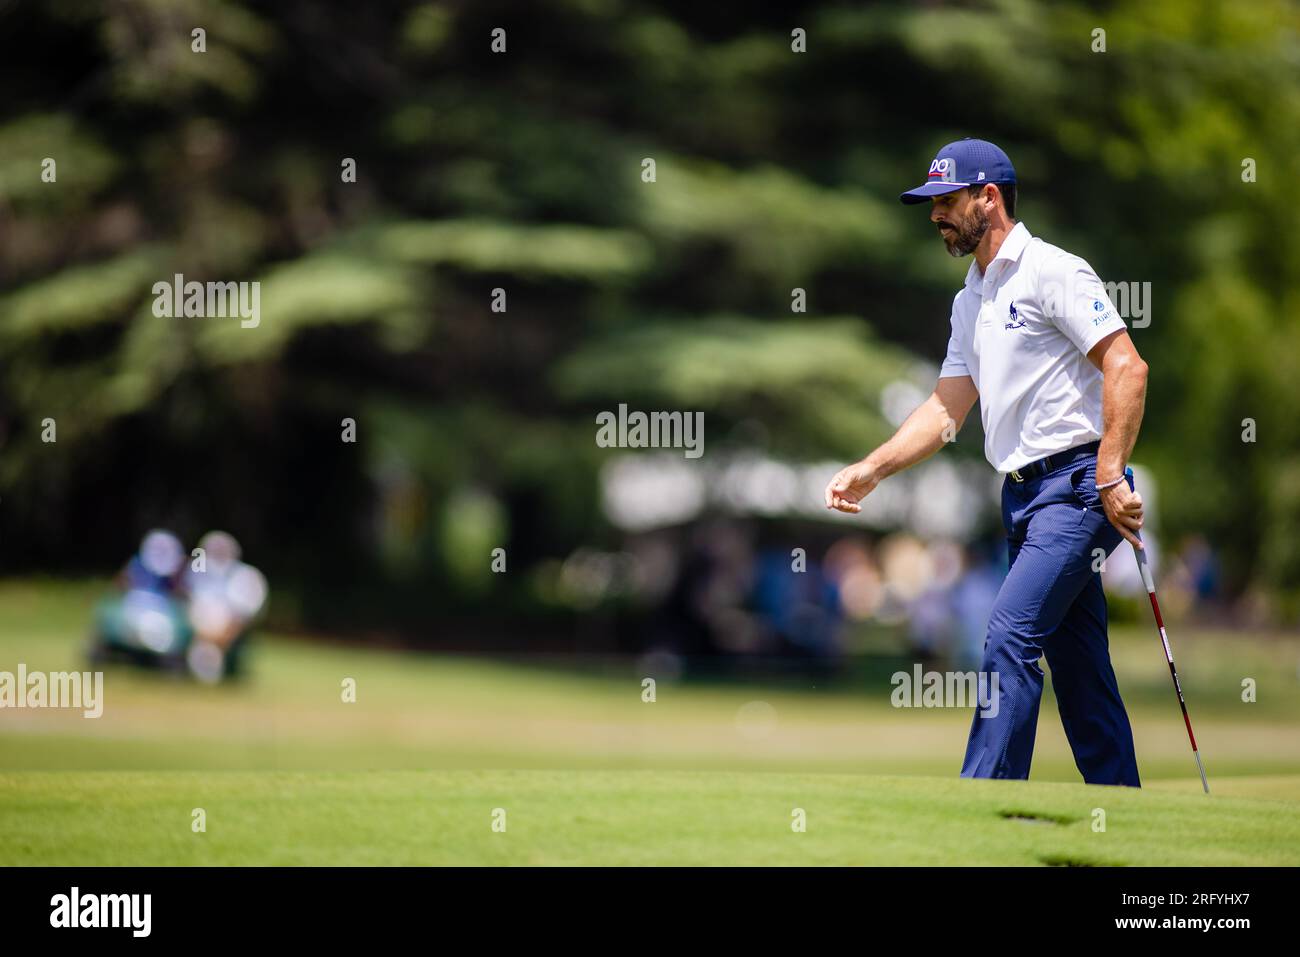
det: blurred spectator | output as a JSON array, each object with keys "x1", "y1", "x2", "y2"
[
  {"x1": 182, "y1": 531, "x2": 268, "y2": 683},
  {"x1": 905, "y1": 540, "x2": 963, "y2": 661},
  {"x1": 950, "y1": 540, "x2": 1005, "y2": 671},
  {"x1": 823, "y1": 538, "x2": 883, "y2": 621},
  {"x1": 91, "y1": 530, "x2": 192, "y2": 670},
  {"x1": 653, "y1": 520, "x2": 758, "y2": 657},
  {"x1": 119, "y1": 529, "x2": 185, "y2": 594},
  {"x1": 752, "y1": 548, "x2": 842, "y2": 660},
  {"x1": 1179, "y1": 534, "x2": 1222, "y2": 604}
]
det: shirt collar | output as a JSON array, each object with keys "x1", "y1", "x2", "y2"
[{"x1": 964, "y1": 221, "x2": 1033, "y2": 290}]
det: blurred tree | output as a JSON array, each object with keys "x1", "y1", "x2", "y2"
[{"x1": 0, "y1": 0, "x2": 1296, "y2": 629}]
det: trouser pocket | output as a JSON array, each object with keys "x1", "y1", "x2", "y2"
[{"x1": 1068, "y1": 460, "x2": 1105, "y2": 514}]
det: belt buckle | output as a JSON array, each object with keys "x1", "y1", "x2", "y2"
[{"x1": 1010, "y1": 468, "x2": 1024, "y2": 483}]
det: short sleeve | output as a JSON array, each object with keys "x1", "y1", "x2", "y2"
[
  {"x1": 938, "y1": 293, "x2": 970, "y2": 378},
  {"x1": 1038, "y1": 252, "x2": 1127, "y2": 356}
]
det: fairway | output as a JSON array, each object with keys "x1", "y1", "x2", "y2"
[
  {"x1": 3, "y1": 581, "x2": 1299, "y2": 865},
  {"x1": 3, "y1": 769, "x2": 1298, "y2": 866}
]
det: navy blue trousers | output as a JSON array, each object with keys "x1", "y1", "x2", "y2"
[{"x1": 960, "y1": 452, "x2": 1141, "y2": 787}]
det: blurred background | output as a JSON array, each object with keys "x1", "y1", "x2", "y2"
[{"x1": 1, "y1": 0, "x2": 1298, "y2": 785}]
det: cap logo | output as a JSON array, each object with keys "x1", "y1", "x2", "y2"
[{"x1": 927, "y1": 157, "x2": 958, "y2": 183}]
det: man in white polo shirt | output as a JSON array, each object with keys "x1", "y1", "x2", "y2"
[{"x1": 824, "y1": 138, "x2": 1149, "y2": 786}]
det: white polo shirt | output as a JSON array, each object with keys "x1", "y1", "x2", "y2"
[{"x1": 938, "y1": 221, "x2": 1127, "y2": 473}]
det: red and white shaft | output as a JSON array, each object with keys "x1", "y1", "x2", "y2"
[{"x1": 1132, "y1": 536, "x2": 1210, "y2": 794}]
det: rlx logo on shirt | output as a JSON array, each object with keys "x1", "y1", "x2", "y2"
[{"x1": 1005, "y1": 301, "x2": 1027, "y2": 330}]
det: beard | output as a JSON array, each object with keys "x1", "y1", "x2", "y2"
[{"x1": 939, "y1": 201, "x2": 989, "y2": 258}]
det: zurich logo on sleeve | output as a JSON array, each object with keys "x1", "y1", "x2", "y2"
[
  {"x1": 1004, "y1": 301, "x2": 1026, "y2": 330},
  {"x1": 1091, "y1": 297, "x2": 1118, "y2": 326}
]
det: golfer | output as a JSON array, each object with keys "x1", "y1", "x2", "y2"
[{"x1": 825, "y1": 138, "x2": 1148, "y2": 786}]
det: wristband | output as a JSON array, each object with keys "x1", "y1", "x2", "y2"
[{"x1": 1095, "y1": 475, "x2": 1126, "y2": 491}]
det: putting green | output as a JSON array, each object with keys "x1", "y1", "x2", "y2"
[
  {"x1": 2, "y1": 580, "x2": 1298, "y2": 865},
  {"x1": 2, "y1": 769, "x2": 1295, "y2": 866}
]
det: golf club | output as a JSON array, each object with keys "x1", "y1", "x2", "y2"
[{"x1": 1126, "y1": 467, "x2": 1210, "y2": 794}]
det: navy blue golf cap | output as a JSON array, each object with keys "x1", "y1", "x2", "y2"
[{"x1": 899, "y1": 138, "x2": 1017, "y2": 204}]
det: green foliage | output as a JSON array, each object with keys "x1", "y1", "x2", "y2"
[
  {"x1": 554, "y1": 317, "x2": 914, "y2": 457},
  {"x1": 0, "y1": 247, "x2": 163, "y2": 337},
  {"x1": 374, "y1": 219, "x2": 652, "y2": 280},
  {"x1": 0, "y1": 115, "x2": 118, "y2": 211},
  {"x1": 195, "y1": 251, "x2": 426, "y2": 364}
]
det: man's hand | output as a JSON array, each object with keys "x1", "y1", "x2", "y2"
[
  {"x1": 824, "y1": 460, "x2": 881, "y2": 513},
  {"x1": 1099, "y1": 478, "x2": 1144, "y2": 549},
  {"x1": 822, "y1": 376, "x2": 977, "y2": 515}
]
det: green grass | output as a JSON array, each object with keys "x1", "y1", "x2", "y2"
[
  {"x1": 2, "y1": 579, "x2": 1299, "y2": 865},
  {"x1": 4, "y1": 770, "x2": 1299, "y2": 866}
]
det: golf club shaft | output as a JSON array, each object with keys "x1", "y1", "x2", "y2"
[{"x1": 1125, "y1": 492, "x2": 1209, "y2": 793}]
